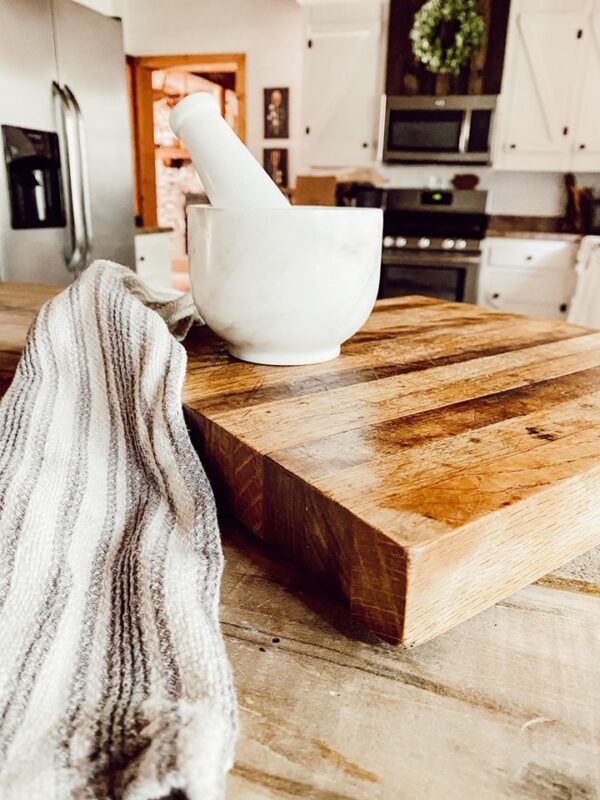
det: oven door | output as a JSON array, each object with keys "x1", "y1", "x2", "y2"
[{"x1": 379, "y1": 252, "x2": 480, "y2": 303}]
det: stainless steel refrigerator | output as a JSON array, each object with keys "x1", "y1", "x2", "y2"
[{"x1": 0, "y1": 0, "x2": 135, "y2": 285}]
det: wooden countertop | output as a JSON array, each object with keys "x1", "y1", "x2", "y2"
[
  {"x1": 486, "y1": 229, "x2": 583, "y2": 242},
  {"x1": 135, "y1": 225, "x2": 174, "y2": 235},
  {"x1": 486, "y1": 215, "x2": 583, "y2": 242},
  {"x1": 1, "y1": 283, "x2": 600, "y2": 798}
]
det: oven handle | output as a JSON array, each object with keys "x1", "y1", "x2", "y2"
[
  {"x1": 458, "y1": 108, "x2": 473, "y2": 155},
  {"x1": 381, "y1": 255, "x2": 481, "y2": 269}
]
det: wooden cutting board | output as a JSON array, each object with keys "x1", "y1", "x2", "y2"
[
  {"x1": 3, "y1": 285, "x2": 600, "y2": 647},
  {"x1": 183, "y1": 296, "x2": 600, "y2": 647}
]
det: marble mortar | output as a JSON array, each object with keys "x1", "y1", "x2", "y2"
[{"x1": 187, "y1": 205, "x2": 383, "y2": 366}]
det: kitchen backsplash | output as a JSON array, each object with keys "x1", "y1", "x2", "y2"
[{"x1": 367, "y1": 165, "x2": 600, "y2": 217}]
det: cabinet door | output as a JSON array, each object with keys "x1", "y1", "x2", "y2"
[
  {"x1": 303, "y1": 4, "x2": 382, "y2": 167},
  {"x1": 495, "y1": 11, "x2": 586, "y2": 171},
  {"x1": 479, "y1": 266, "x2": 574, "y2": 320},
  {"x1": 479, "y1": 238, "x2": 576, "y2": 320},
  {"x1": 571, "y1": 15, "x2": 600, "y2": 170},
  {"x1": 135, "y1": 233, "x2": 172, "y2": 290}
]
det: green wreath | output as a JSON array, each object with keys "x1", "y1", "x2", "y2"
[{"x1": 410, "y1": 0, "x2": 486, "y2": 76}]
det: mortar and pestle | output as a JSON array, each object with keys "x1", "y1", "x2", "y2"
[{"x1": 170, "y1": 93, "x2": 382, "y2": 365}]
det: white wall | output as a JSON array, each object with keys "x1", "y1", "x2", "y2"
[
  {"x1": 122, "y1": 0, "x2": 599, "y2": 217},
  {"x1": 73, "y1": 0, "x2": 124, "y2": 16},
  {"x1": 123, "y1": 0, "x2": 304, "y2": 182}
]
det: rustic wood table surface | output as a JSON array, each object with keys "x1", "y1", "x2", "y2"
[{"x1": 1, "y1": 282, "x2": 600, "y2": 799}]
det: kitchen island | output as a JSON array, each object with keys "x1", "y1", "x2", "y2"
[{"x1": 1, "y1": 283, "x2": 599, "y2": 798}]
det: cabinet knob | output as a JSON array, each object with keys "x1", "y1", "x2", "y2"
[
  {"x1": 362, "y1": 142, "x2": 368, "y2": 148},
  {"x1": 559, "y1": 303, "x2": 568, "y2": 313},
  {"x1": 579, "y1": 143, "x2": 586, "y2": 150},
  {"x1": 492, "y1": 292, "x2": 500, "y2": 299},
  {"x1": 509, "y1": 143, "x2": 516, "y2": 149},
  {"x1": 525, "y1": 255, "x2": 533, "y2": 261}
]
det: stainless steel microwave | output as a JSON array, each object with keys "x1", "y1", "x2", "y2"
[{"x1": 380, "y1": 95, "x2": 497, "y2": 164}]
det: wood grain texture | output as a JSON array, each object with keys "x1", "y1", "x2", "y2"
[
  {"x1": 220, "y1": 516, "x2": 600, "y2": 800},
  {"x1": 3, "y1": 285, "x2": 600, "y2": 647},
  {"x1": 182, "y1": 297, "x2": 600, "y2": 647},
  {"x1": 2, "y1": 283, "x2": 600, "y2": 797},
  {"x1": 487, "y1": 214, "x2": 582, "y2": 240},
  {"x1": 127, "y1": 58, "x2": 157, "y2": 228},
  {"x1": 0, "y1": 284, "x2": 59, "y2": 396}
]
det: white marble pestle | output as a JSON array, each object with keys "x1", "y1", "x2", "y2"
[
  {"x1": 170, "y1": 92, "x2": 289, "y2": 208},
  {"x1": 170, "y1": 92, "x2": 382, "y2": 366}
]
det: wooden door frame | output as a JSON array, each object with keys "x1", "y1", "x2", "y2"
[{"x1": 127, "y1": 53, "x2": 246, "y2": 227}]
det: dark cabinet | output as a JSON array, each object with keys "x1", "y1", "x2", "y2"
[{"x1": 385, "y1": 0, "x2": 511, "y2": 97}]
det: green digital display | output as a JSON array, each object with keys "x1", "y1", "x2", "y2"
[{"x1": 421, "y1": 190, "x2": 452, "y2": 206}]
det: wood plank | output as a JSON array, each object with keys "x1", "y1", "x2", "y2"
[
  {"x1": 220, "y1": 518, "x2": 600, "y2": 799},
  {"x1": 127, "y1": 58, "x2": 157, "y2": 228},
  {"x1": 273, "y1": 369, "x2": 600, "y2": 481},
  {"x1": 204, "y1": 333, "x2": 600, "y2": 453},
  {"x1": 184, "y1": 315, "x2": 588, "y2": 413},
  {"x1": 0, "y1": 284, "x2": 59, "y2": 396}
]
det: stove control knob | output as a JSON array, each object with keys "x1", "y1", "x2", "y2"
[
  {"x1": 442, "y1": 238, "x2": 455, "y2": 250},
  {"x1": 418, "y1": 237, "x2": 431, "y2": 249},
  {"x1": 383, "y1": 235, "x2": 395, "y2": 248},
  {"x1": 395, "y1": 236, "x2": 407, "y2": 248},
  {"x1": 455, "y1": 239, "x2": 467, "y2": 250}
]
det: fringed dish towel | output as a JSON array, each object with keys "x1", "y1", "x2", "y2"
[{"x1": 0, "y1": 261, "x2": 237, "y2": 800}]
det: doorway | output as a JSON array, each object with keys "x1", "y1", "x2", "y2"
[{"x1": 128, "y1": 53, "x2": 246, "y2": 290}]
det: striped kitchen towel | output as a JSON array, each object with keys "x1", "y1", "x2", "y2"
[{"x1": 0, "y1": 261, "x2": 237, "y2": 799}]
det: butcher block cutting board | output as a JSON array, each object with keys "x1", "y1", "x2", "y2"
[
  {"x1": 4, "y1": 285, "x2": 600, "y2": 647},
  {"x1": 183, "y1": 296, "x2": 600, "y2": 647}
]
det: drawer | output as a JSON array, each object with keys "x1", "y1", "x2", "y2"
[
  {"x1": 484, "y1": 237, "x2": 577, "y2": 270},
  {"x1": 481, "y1": 296, "x2": 569, "y2": 320},
  {"x1": 478, "y1": 265, "x2": 575, "y2": 319}
]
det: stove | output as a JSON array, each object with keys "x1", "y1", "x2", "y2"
[{"x1": 379, "y1": 188, "x2": 488, "y2": 303}]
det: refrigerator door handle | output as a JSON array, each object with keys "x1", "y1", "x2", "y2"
[
  {"x1": 52, "y1": 81, "x2": 86, "y2": 273},
  {"x1": 63, "y1": 85, "x2": 93, "y2": 269}
]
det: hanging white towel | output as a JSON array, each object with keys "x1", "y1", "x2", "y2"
[{"x1": 567, "y1": 235, "x2": 600, "y2": 329}]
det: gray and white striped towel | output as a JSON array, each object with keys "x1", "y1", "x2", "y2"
[{"x1": 0, "y1": 261, "x2": 237, "y2": 799}]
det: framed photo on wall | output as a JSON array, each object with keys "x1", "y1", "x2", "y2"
[
  {"x1": 263, "y1": 148, "x2": 288, "y2": 189},
  {"x1": 263, "y1": 88, "x2": 289, "y2": 139}
]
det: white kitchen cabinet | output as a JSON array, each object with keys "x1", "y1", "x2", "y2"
[
  {"x1": 134, "y1": 231, "x2": 172, "y2": 291},
  {"x1": 478, "y1": 237, "x2": 577, "y2": 320},
  {"x1": 495, "y1": 0, "x2": 600, "y2": 171},
  {"x1": 571, "y1": 13, "x2": 600, "y2": 170},
  {"x1": 301, "y1": 1, "x2": 384, "y2": 167}
]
